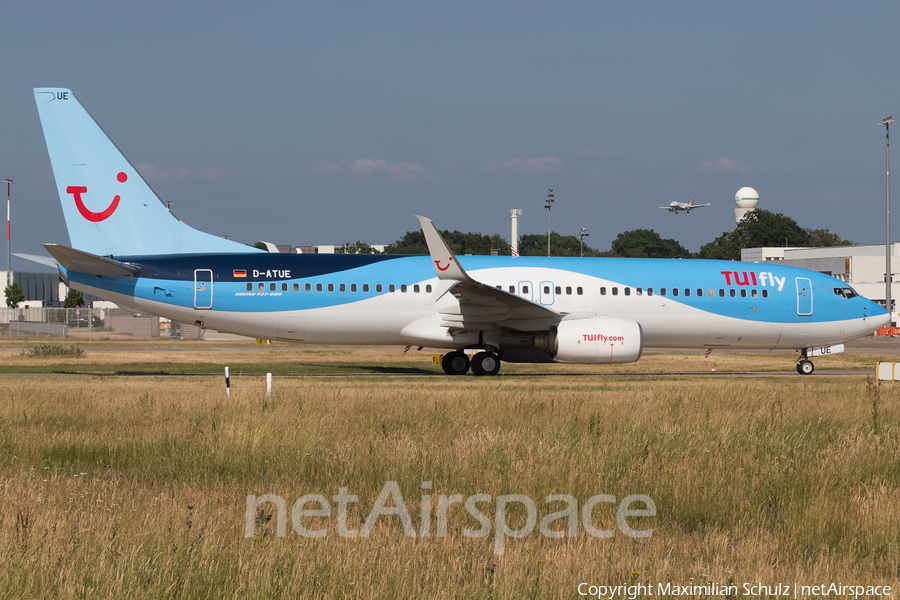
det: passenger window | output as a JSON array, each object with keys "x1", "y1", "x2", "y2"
[
  {"x1": 751, "y1": 289, "x2": 757, "y2": 298},
  {"x1": 718, "y1": 289, "x2": 724, "y2": 297},
  {"x1": 328, "y1": 283, "x2": 334, "y2": 292},
  {"x1": 684, "y1": 288, "x2": 690, "y2": 297},
  {"x1": 556, "y1": 286, "x2": 562, "y2": 295},
  {"x1": 363, "y1": 284, "x2": 369, "y2": 292},
  {"x1": 565, "y1": 286, "x2": 571, "y2": 295},
  {"x1": 339, "y1": 283, "x2": 346, "y2": 292},
  {"x1": 316, "y1": 283, "x2": 323, "y2": 292},
  {"x1": 697, "y1": 289, "x2": 703, "y2": 297},
  {"x1": 401, "y1": 284, "x2": 407, "y2": 293},
  {"x1": 523, "y1": 285, "x2": 529, "y2": 294},
  {"x1": 612, "y1": 287, "x2": 618, "y2": 296},
  {"x1": 660, "y1": 288, "x2": 667, "y2": 296},
  {"x1": 740, "y1": 289, "x2": 747, "y2": 298},
  {"x1": 729, "y1": 289, "x2": 736, "y2": 297},
  {"x1": 258, "y1": 283, "x2": 265, "y2": 291},
  {"x1": 544, "y1": 285, "x2": 550, "y2": 294},
  {"x1": 508, "y1": 285, "x2": 515, "y2": 293},
  {"x1": 624, "y1": 288, "x2": 631, "y2": 296},
  {"x1": 762, "y1": 290, "x2": 768, "y2": 298},
  {"x1": 246, "y1": 283, "x2": 252, "y2": 291},
  {"x1": 636, "y1": 287, "x2": 643, "y2": 296},
  {"x1": 672, "y1": 288, "x2": 679, "y2": 297},
  {"x1": 426, "y1": 285, "x2": 432, "y2": 293},
  {"x1": 414, "y1": 284, "x2": 420, "y2": 293},
  {"x1": 600, "y1": 287, "x2": 607, "y2": 295},
  {"x1": 351, "y1": 283, "x2": 357, "y2": 292},
  {"x1": 305, "y1": 283, "x2": 311, "y2": 292},
  {"x1": 282, "y1": 283, "x2": 288, "y2": 291},
  {"x1": 270, "y1": 283, "x2": 276, "y2": 292},
  {"x1": 376, "y1": 284, "x2": 383, "y2": 293},
  {"x1": 647, "y1": 288, "x2": 654, "y2": 296},
  {"x1": 293, "y1": 283, "x2": 300, "y2": 292},
  {"x1": 708, "y1": 289, "x2": 714, "y2": 297},
  {"x1": 577, "y1": 287, "x2": 583, "y2": 295},
  {"x1": 389, "y1": 284, "x2": 396, "y2": 292},
  {"x1": 496, "y1": 285, "x2": 501, "y2": 289}
]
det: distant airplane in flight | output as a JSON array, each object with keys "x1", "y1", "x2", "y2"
[{"x1": 660, "y1": 196, "x2": 710, "y2": 214}]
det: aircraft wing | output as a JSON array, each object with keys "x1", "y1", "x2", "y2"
[{"x1": 415, "y1": 215, "x2": 562, "y2": 332}]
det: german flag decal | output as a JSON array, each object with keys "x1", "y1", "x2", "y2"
[{"x1": 233, "y1": 269, "x2": 247, "y2": 278}]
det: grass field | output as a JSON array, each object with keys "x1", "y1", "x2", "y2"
[{"x1": 1, "y1": 346, "x2": 899, "y2": 598}]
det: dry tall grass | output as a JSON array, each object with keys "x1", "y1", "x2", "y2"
[{"x1": 1, "y1": 365, "x2": 899, "y2": 598}]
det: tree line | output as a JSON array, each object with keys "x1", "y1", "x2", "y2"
[{"x1": 329, "y1": 209, "x2": 852, "y2": 260}]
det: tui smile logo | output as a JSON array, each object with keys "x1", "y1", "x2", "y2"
[{"x1": 66, "y1": 172, "x2": 127, "y2": 222}]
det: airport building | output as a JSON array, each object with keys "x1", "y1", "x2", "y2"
[{"x1": 741, "y1": 244, "x2": 900, "y2": 314}]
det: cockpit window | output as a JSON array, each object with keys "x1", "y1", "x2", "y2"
[{"x1": 833, "y1": 287, "x2": 858, "y2": 299}]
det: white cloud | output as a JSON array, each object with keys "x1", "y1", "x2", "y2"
[
  {"x1": 347, "y1": 158, "x2": 388, "y2": 176},
  {"x1": 311, "y1": 158, "x2": 428, "y2": 181},
  {"x1": 485, "y1": 157, "x2": 563, "y2": 174},
  {"x1": 698, "y1": 157, "x2": 753, "y2": 174},
  {"x1": 136, "y1": 162, "x2": 191, "y2": 182},
  {"x1": 571, "y1": 148, "x2": 621, "y2": 160}
]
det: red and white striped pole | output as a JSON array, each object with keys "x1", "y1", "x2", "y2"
[{"x1": 4, "y1": 179, "x2": 12, "y2": 288}]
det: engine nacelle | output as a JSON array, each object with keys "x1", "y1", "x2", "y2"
[{"x1": 553, "y1": 317, "x2": 643, "y2": 364}]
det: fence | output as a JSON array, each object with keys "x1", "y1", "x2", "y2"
[
  {"x1": 0, "y1": 307, "x2": 202, "y2": 339},
  {"x1": 0, "y1": 307, "x2": 109, "y2": 337}
]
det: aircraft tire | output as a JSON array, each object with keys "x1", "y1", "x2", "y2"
[
  {"x1": 471, "y1": 351, "x2": 501, "y2": 377},
  {"x1": 441, "y1": 351, "x2": 470, "y2": 376},
  {"x1": 797, "y1": 360, "x2": 814, "y2": 375}
]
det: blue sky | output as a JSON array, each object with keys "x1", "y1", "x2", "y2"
[{"x1": 2, "y1": 1, "x2": 897, "y2": 269}]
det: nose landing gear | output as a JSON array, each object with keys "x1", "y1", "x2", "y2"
[{"x1": 796, "y1": 350, "x2": 814, "y2": 375}]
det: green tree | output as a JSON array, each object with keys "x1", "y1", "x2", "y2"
[
  {"x1": 340, "y1": 241, "x2": 381, "y2": 254},
  {"x1": 251, "y1": 241, "x2": 269, "y2": 251},
  {"x1": 806, "y1": 228, "x2": 853, "y2": 248},
  {"x1": 699, "y1": 209, "x2": 812, "y2": 261},
  {"x1": 63, "y1": 289, "x2": 85, "y2": 308},
  {"x1": 384, "y1": 230, "x2": 509, "y2": 255},
  {"x1": 610, "y1": 229, "x2": 693, "y2": 258},
  {"x1": 518, "y1": 232, "x2": 602, "y2": 257},
  {"x1": 4, "y1": 282, "x2": 24, "y2": 308}
]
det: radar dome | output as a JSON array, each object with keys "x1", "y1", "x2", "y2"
[
  {"x1": 734, "y1": 186, "x2": 759, "y2": 209},
  {"x1": 733, "y1": 186, "x2": 759, "y2": 224}
]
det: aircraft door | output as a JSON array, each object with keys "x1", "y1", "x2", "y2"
[
  {"x1": 796, "y1": 277, "x2": 812, "y2": 316},
  {"x1": 194, "y1": 269, "x2": 213, "y2": 309},
  {"x1": 518, "y1": 281, "x2": 533, "y2": 302},
  {"x1": 539, "y1": 281, "x2": 555, "y2": 305}
]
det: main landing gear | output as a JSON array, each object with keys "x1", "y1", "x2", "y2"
[
  {"x1": 796, "y1": 350, "x2": 814, "y2": 375},
  {"x1": 440, "y1": 351, "x2": 501, "y2": 376}
]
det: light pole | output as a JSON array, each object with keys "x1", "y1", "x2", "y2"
[
  {"x1": 579, "y1": 227, "x2": 589, "y2": 257},
  {"x1": 880, "y1": 115, "x2": 895, "y2": 318},
  {"x1": 4, "y1": 179, "x2": 12, "y2": 289},
  {"x1": 544, "y1": 189, "x2": 554, "y2": 256}
]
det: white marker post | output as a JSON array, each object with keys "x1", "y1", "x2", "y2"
[
  {"x1": 266, "y1": 373, "x2": 272, "y2": 401},
  {"x1": 225, "y1": 367, "x2": 231, "y2": 399}
]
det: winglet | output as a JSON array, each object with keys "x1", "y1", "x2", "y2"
[{"x1": 414, "y1": 215, "x2": 469, "y2": 281}]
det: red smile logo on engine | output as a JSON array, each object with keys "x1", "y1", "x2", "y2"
[{"x1": 66, "y1": 172, "x2": 127, "y2": 222}]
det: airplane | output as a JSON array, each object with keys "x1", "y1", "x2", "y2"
[
  {"x1": 660, "y1": 196, "x2": 710, "y2": 213},
  {"x1": 30, "y1": 88, "x2": 889, "y2": 376}
]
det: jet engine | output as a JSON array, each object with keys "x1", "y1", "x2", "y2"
[{"x1": 553, "y1": 316, "x2": 643, "y2": 364}]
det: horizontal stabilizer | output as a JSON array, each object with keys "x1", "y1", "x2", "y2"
[
  {"x1": 43, "y1": 243, "x2": 142, "y2": 277},
  {"x1": 13, "y1": 252, "x2": 59, "y2": 269}
]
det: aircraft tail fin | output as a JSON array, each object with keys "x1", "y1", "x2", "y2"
[
  {"x1": 689, "y1": 196, "x2": 694, "y2": 206},
  {"x1": 33, "y1": 88, "x2": 260, "y2": 257}
]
